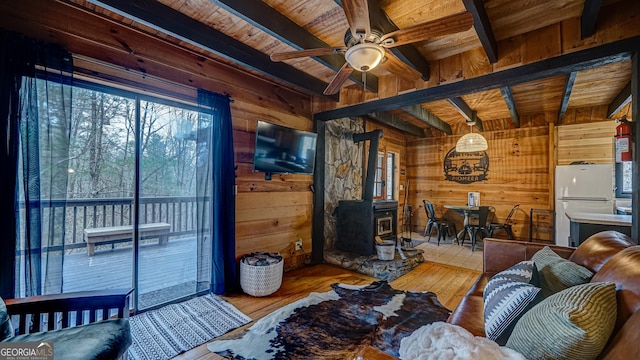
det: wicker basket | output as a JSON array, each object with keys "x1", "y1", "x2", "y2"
[{"x1": 240, "y1": 259, "x2": 284, "y2": 297}]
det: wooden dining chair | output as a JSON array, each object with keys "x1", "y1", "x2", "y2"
[{"x1": 488, "y1": 204, "x2": 519, "y2": 239}]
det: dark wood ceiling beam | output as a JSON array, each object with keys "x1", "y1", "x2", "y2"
[
  {"x1": 581, "y1": 0, "x2": 602, "y2": 39},
  {"x1": 85, "y1": 0, "x2": 333, "y2": 97},
  {"x1": 500, "y1": 87, "x2": 520, "y2": 128},
  {"x1": 338, "y1": 0, "x2": 431, "y2": 80},
  {"x1": 211, "y1": 0, "x2": 377, "y2": 93},
  {"x1": 558, "y1": 71, "x2": 577, "y2": 124},
  {"x1": 400, "y1": 105, "x2": 452, "y2": 134},
  {"x1": 607, "y1": 81, "x2": 631, "y2": 118},
  {"x1": 366, "y1": 112, "x2": 425, "y2": 138},
  {"x1": 315, "y1": 36, "x2": 639, "y2": 122},
  {"x1": 462, "y1": 0, "x2": 498, "y2": 63},
  {"x1": 447, "y1": 97, "x2": 484, "y2": 131}
]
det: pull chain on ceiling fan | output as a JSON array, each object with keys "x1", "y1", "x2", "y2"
[{"x1": 270, "y1": 0, "x2": 474, "y2": 95}]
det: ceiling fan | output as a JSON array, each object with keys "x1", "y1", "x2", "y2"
[{"x1": 270, "y1": 0, "x2": 474, "y2": 95}]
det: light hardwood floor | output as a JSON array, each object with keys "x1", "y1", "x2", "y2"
[
  {"x1": 173, "y1": 237, "x2": 483, "y2": 360},
  {"x1": 413, "y1": 233, "x2": 485, "y2": 272}
]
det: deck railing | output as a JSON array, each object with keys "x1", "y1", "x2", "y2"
[{"x1": 17, "y1": 196, "x2": 209, "y2": 253}]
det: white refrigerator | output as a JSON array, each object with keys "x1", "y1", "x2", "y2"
[{"x1": 555, "y1": 164, "x2": 614, "y2": 247}]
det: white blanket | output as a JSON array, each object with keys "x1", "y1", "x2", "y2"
[{"x1": 399, "y1": 322, "x2": 526, "y2": 360}]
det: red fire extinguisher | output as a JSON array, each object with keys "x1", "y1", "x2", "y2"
[{"x1": 615, "y1": 116, "x2": 632, "y2": 163}]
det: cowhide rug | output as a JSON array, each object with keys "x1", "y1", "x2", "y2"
[{"x1": 207, "y1": 281, "x2": 450, "y2": 359}]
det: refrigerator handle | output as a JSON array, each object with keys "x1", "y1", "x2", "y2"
[{"x1": 559, "y1": 197, "x2": 610, "y2": 201}]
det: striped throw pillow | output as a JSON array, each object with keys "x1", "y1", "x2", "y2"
[
  {"x1": 506, "y1": 282, "x2": 617, "y2": 360},
  {"x1": 531, "y1": 246, "x2": 593, "y2": 297},
  {"x1": 484, "y1": 261, "x2": 543, "y2": 345}
]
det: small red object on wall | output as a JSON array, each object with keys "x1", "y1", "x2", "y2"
[{"x1": 615, "y1": 116, "x2": 632, "y2": 163}]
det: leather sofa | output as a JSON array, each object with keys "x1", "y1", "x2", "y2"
[{"x1": 448, "y1": 230, "x2": 640, "y2": 359}]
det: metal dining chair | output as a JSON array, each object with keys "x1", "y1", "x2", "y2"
[
  {"x1": 423, "y1": 200, "x2": 457, "y2": 245},
  {"x1": 462, "y1": 205, "x2": 491, "y2": 251},
  {"x1": 488, "y1": 204, "x2": 519, "y2": 239}
]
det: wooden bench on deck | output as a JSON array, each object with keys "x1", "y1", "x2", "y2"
[{"x1": 83, "y1": 223, "x2": 171, "y2": 256}]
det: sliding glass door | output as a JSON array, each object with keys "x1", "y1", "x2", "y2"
[
  {"x1": 16, "y1": 78, "x2": 212, "y2": 311},
  {"x1": 136, "y1": 100, "x2": 208, "y2": 310}
]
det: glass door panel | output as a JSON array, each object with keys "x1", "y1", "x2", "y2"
[
  {"x1": 63, "y1": 88, "x2": 136, "y2": 294},
  {"x1": 16, "y1": 83, "x2": 136, "y2": 296},
  {"x1": 137, "y1": 100, "x2": 203, "y2": 310}
]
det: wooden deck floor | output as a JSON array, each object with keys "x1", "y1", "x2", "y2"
[{"x1": 62, "y1": 236, "x2": 199, "y2": 307}]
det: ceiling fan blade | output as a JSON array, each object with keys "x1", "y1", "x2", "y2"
[
  {"x1": 381, "y1": 50, "x2": 422, "y2": 82},
  {"x1": 270, "y1": 47, "x2": 346, "y2": 61},
  {"x1": 380, "y1": 12, "x2": 474, "y2": 48},
  {"x1": 323, "y1": 62, "x2": 354, "y2": 95},
  {"x1": 342, "y1": 0, "x2": 371, "y2": 39}
]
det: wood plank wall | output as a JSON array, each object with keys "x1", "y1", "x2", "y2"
[
  {"x1": 556, "y1": 121, "x2": 616, "y2": 165},
  {"x1": 407, "y1": 126, "x2": 552, "y2": 243},
  {"x1": 405, "y1": 121, "x2": 620, "y2": 244},
  {"x1": 232, "y1": 100, "x2": 315, "y2": 269}
]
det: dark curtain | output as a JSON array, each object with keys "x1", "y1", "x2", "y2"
[
  {"x1": 196, "y1": 89, "x2": 237, "y2": 294},
  {"x1": 0, "y1": 32, "x2": 23, "y2": 299},
  {"x1": 0, "y1": 31, "x2": 72, "y2": 298}
]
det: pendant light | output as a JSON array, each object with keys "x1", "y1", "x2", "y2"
[{"x1": 456, "y1": 113, "x2": 487, "y2": 153}]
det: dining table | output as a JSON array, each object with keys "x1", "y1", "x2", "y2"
[{"x1": 443, "y1": 205, "x2": 480, "y2": 247}]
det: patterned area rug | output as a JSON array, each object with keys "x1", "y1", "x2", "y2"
[
  {"x1": 127, "y1": 294, "x2": 251, "y2": 360},
  {"x1": 207, "y1": 281, "x2": 451, "y2": 359}
]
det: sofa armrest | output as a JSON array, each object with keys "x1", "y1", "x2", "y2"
[
  {"x1": 483, "y1": 238, "x2": 575, "y2": 276},
  {"x1": 5, "y1": 288, "x2": 133, "y2": 335}
]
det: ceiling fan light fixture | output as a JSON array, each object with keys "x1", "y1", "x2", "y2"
[
  {"x1": 344, "y1": 43, "x2": 385, "y2": 72},
  {"x1": 456, "y1": 121, "x2": 488, "y2": 153}
]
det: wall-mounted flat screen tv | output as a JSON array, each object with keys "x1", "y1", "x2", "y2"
[{"x1": 253, "y1": 120, "x2": 317, "y2": 176}]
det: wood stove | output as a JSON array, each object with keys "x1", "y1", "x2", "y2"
[
  {"x1": 334, "y1": 129, "x2": 399, "y2": 256},
  {"x1": 336, "y1": 199, "x2": 398, "y2": 256}
]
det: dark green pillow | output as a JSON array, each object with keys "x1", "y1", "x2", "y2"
[
  {"x1": 1, "y1": 296, "x2": 14, "y2": 341},
  {"x1": 506, "y1": 282, "x2": 617, "y2": 360},
  {"x1": 531, "y1": 246, "x2": 593, "y2": 297}
]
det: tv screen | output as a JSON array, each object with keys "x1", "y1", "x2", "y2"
[{"x1": 253, "y1": 121, "x2": 317, "y2": 175}]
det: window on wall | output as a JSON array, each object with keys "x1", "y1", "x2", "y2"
[
  {"x1": 386, "y1": 152, "x2": 396, "y2": 200},
  {"x1": 374, "y1": 151, "x2": 384, "y2": 198},
  {"x1": 373, "y1": 148, "x2": 397, "y2": 201},
  {"x1": 615, "y1": 161, "x2": 633, "y2": 198}
]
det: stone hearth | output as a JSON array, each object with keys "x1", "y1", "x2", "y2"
[{"x1": 324, "y1": 247, "x2": 424, "y2": 282}]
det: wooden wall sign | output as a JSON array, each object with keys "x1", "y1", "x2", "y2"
[{"x1": 444, "y1": 147, "x2": 489, "y2": 184}]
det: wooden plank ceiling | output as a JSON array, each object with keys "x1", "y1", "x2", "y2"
[{"x1": 3, "y1": 0, "x2": 636, "y2": 136}]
